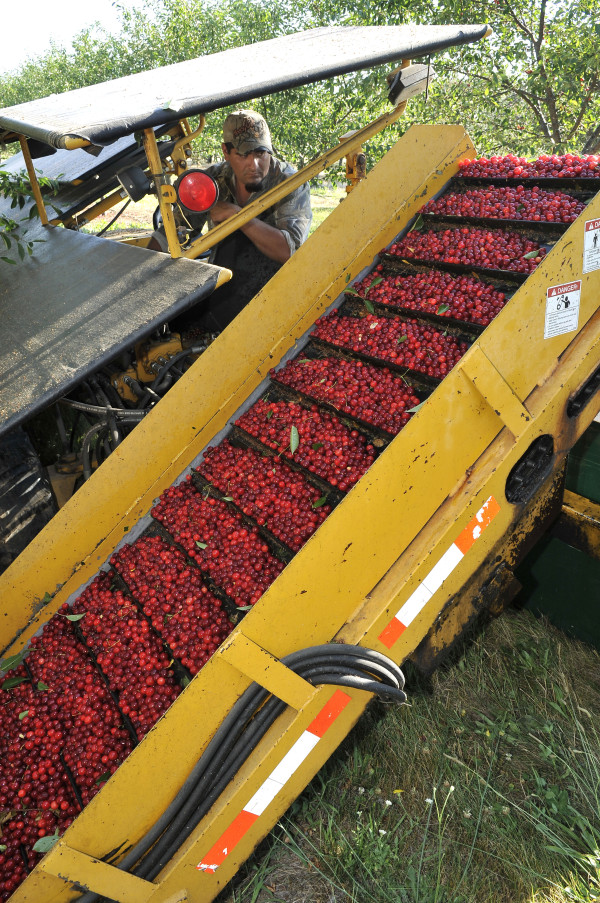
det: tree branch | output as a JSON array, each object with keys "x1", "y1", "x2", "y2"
[
  {"x1": 565, "y1": 76, "x2": 599, "y2": 142},
  {"x1": 504, "y1": 5, "x2": 535, "y2": 44},
  {"x1": 536, "y1": 0, "x2": 546, "y2": 53},
  {"x1": 582, "y1": 122, "x2": 600, "y2": 155}
]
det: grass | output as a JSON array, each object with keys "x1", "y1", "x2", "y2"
[{"x1": 217, "y1": 610, "x2": 600, "y2": 903}]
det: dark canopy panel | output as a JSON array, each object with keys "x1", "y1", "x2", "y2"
[
  {"x1": 0, "y1": 25, "x2": 488, "y2": 148},
  {"x1": 0, "y1": 222, "x2": 227, "y2": 437}
]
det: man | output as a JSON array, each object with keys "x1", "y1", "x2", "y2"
[{"x1": 154, "y1": 109, "x2": 312, "y2": 333}]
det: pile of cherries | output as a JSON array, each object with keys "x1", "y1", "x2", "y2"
[
  {"x1": 422, "y1": 185, "x2": 586, "y2": 223},
  {"x1": 197, "y1": 440, "x2": 331, "y2": 551},
  {"x1": 312, "y1": 311, "x2": 468, "y2": 379},
  {"x1": 111, "y1": 536, "x2": 233, "y2": 675},
  {"x1": 236, "y1": 399, "x2": 377, "y2": 491},
  {"x1": 71, "y1": 574, "x2": 181, "y2": 738},
  {"x1": 388, "y1": 225, "x2": 546, "y2": 274},
  {"x1": 25, "y1": 616, "x2": 133, "y2": 806},
  {"x1": 352, "y1": 266, "x2": 507, "y2": 327},
  {"x1": 0, "y1": 612, "x2": 135, "y2": 901},
  {"x1": 271, "y1": 357, "x2": 422, "y2": 435},
  {"x1": 457, "y1": 153, "x2": 600, "y2": 180},
  {"x1": 152, "y1": 481, "x2": 286, "y2": 606}
]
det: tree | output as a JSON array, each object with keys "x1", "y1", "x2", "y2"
[
  {"x1": 1, "y1": 0, "x2": 597, "y2": 164},
  {"x1": 326, "y1": 0, "x2": 600, "y2": 156}
]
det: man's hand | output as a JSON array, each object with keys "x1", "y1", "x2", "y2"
[{"x1": 210, "y1": 200, "x2": 241, "y2": 224}]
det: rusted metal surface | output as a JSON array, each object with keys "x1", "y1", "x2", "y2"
[{"x1": 552, "y1": 489, "x2": 600, "y2": 562}]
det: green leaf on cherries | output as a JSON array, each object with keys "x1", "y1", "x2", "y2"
[
  {"x1": 408, "y1": 401, "x2": 425, "y2": 413},
  {"x1": 522, "y1": 249, "x2": 539, "y2": 259},
  {"x1": 409, "y1": 213, "x2": 424, "y2": 232},
  {"x1": 364, "y1": 299, "x2": 375, "y2": 314},
  {"x1": 236, "y1": 605, "x2": 252, "y2": 611},
  {"x1": 33, "y1": 829, "x2": 60, "y2": 853},
  {"x1": 265, "y1": 409, "x2": 273, "y2": 420},
  {"x1": 370, "y1": 277, "x2": 383, "y2": 288},
  {"x1": 312, "y1": 496, "x2": 328, "y2": 509},
  {"x1": 37, "y1": 681, "x2": 49, "y2": 691},
  {"x1": 299, "y1": 359, "x2": 310, "y2": 363},
  {"x1": 437, "y1": 304, "x2": 450, "y2": 314},
  {"x1": 0, "y1": 844, "x2": 6, "y2": 852},
  {"x1": 311, "y1": 442, "x2": 324, "y2": 451},
  {"x1": 181, "y1": 675, "x2": 191, "y2": 688},
  {"x1": 345, "y1": 287, "x2": 361, "y2": 297},
  {"x1": 222, "y1": 496, "x2": 234, "y2": 502},
  {"x1": 195, "y1": 541, "x2": 208, "y2": 550},
  {"x1": 65, "y1": 612, "x2": 85, "y2": 622},
  {"x1": 95, "y1": 771, "x2": 111, "y2": 785},
  {"x1": 0, "y1": 649, "x2": 29, "y2": 673},
  {"x1": 290, "y1": 425, "x2": 300, "y2": 455},
  {"x1": 397, "y1": 335, "x2": 407, "y2": 344},
  {"x1": 18, "y1": 710, "x2": 29, "y2": 720},
  {"x1": 2, "y1": 676, "x2": 28, "y2": 690}
]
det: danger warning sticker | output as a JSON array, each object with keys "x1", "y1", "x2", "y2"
[
  {"x1": 583, "y1": 219, "x2": 600, "y2": 274},
  {"x1": 544, "y1": 280, "x2": 581, "y2": 339}
]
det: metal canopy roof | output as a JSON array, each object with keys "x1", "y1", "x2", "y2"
[{"x1": 0, "y1": 25, "x2": 488, "y2": 149}]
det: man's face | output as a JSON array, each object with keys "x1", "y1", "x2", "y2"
[{"x1": 223, "y1": 145, "x2": 271, "y2": 193}]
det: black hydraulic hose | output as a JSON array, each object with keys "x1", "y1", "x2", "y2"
[
  {"x1": 81, "y1": 422, "x2": 106, "y2": 481},
  {"x1": 133, "y1": 652, "x2": 407, "y2": 880},
  {"x1": 138, "y1": 668, "x2": 407, "y2": 882},
  {"x1": 59, "y1": 398, "x2": 146, "y2": 420},
  {"x1": 96, "y1": 198, "x2": 131, "y2": 237},
  {"x1": 76, "y1": 645, "x2": 405, "y2": 902},
  {"x1": 80, "y1": 417, "x2": 145, "y2": 481},
  {"x1": 149, "y1": 345, "x2": 206, "y2": 395},
  {"x1": 89, "y1": 378, "x2": 122, "y2": 448}
]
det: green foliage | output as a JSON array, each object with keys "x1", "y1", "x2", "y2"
[
  {"x1": 0, "y1": 0, "x2": 598, "y2": 179},
  {"x1": 0, "y1": 168, "x2": 57, "y2": 264},
  {"x1": 336, "y1": 0, "x2": 600, "y2": 156}
]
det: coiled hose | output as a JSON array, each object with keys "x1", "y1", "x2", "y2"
[{"x1": 76, "y1": 644, "x2": 406, "y2": 901}]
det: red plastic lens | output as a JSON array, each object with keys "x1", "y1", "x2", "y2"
[{"x1": 177, "y1": 171, "x2": 218, "y2": 213}]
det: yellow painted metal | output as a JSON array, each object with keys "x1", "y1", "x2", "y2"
[
  {"x1": 54, "y1": 187, "x2": 126, "y2": 228},
  {"x1": 39, "y1": 842, "x2": 157, "y2": 903},
  {"x1": 460, "y1": 344, "x2": 532, "y2": 437},
  {"x1": 554, "y1": 489, "x2": 600, "y2": 562},
  {"x1": 3, "y1": 124, "x2": 600, "y2": 902},
  {"x1": 219, "y1": 633, "x2": 316, "y2": 710},
  {"x1": 142, "y1": 127, "x2": 182, "y2": 258},
  {"x1": 170, "y1": 115, "x2": 206, "y2": 176},
  {"x1": 19, "y1": 136, "x2": 48, "y2": 226},
  {"x1": 63, "y1": 136, "x2": 92, "y2": 150},
  {"x1": 182, "y1": 100, "x2": 409, "y2": 260}
]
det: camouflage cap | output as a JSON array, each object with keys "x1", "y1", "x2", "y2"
[{"x1": 222, "y1": 110, "x2": 273, "y2": 154}]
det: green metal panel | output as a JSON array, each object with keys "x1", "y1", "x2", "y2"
[{"x1": 566, "y1": 421, "x2": 600, "y2": 504}]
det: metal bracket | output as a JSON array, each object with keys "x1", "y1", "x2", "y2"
[
  {"x1": 460, "y1": 345, "x2": 532, "y2": 437},
  {"x1": 219, "y1": 633, "x2": 317, "y2": 710}
]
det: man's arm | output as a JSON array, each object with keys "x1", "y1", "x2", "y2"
[{"x1": 210, "y1": 200, "x2": 291, "y2": 263}]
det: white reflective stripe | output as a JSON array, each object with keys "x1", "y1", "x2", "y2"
[
  {"x1": 395, "y1": 582, "x2": 432, "y2": 627},
  {"x1": 270, "y1": 731, "x2": 320, "y2": 783},
  {"x1": 422, "y1": 543, "x2": 463, "y2": 595},
  {"x1": 244, "y1": 777, "x2": 282, "y2": 817},
  {"x1": 244, "y1": 731, "x2": 320, "y2": 816}
]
